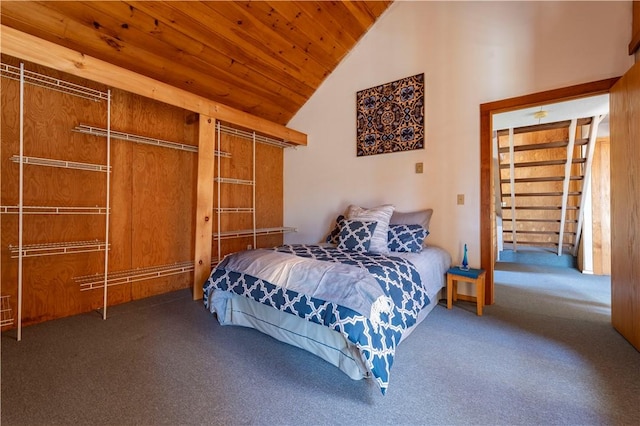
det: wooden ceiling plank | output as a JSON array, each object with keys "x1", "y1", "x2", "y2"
[
  {"x1": 1, "y1": 1, "x2": 391, "y2": 127},
  {"x1": 127, "y1": 1, "x2": 317, "y2": 99},
  {"x1": 70, "y1": 1, "x2": 307, "y2": 115},
  {"x1": 6, "y1": 2, "x2": 296, "y2": 123},
  {"x1": 87, "y1": 1, "x2": 311, "y2": 104},
  {"x1": 362, "y1": 1, "x2": 394, "y2": 19},
  {"x1": 0, "y1": 25, "x2": 307, "y2": 145},
  {"x1": 295, "y1": 1, "x2": 359, "y2": 51},
  {"x1": 341, "y1": 1, "x2": 380, "y2": 30},
  {"x1": 135, "y1": 0, "x2": 321, "y2": 85},
  {"x1": 231, "y1": 1, "x2": 341, "y2": 74},
  {"x1": 0, "y1": 1, "x2": 69, "y2": 40},
  {"x1": 262, "y1": 1, "x2": 344, "y2": 62},
  {"x1": 313, "y1": 1, "x2": 369, "y2": 44},
  {"x1": 199, "y1": 1, "x2": 329, "y2": 84}
]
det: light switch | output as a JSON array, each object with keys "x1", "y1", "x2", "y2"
[
  {"x1": 457, "y1": 194, "x2": 465, "y2": 205},
  {"x1": 415, "y1": 162, "x2": 423, "y2": 174}
]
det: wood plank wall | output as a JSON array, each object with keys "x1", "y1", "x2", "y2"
[
  {"x1": 1, "y1": 55, "x2": 197, "y2": 328},
  {"x1": 1, "y1": 28, "x2": 298, "y2": 319},
  {"x1": 631, "y1": 0, "x2": 640, "y2": 55},
  {"x1": 610, "y1": 61, "x2": 640, "y2": 350},
  {"x1": 210, "y1": 131, "x2": 284, "y2": 261},
  {"x1": 590, "y1": 138, "x2": 611, "y2": 275},
  {"x1": 1, "y1": 54, "x2": 288, "y2": 329}
]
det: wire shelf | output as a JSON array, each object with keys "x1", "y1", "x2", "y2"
[
  {"x1": 0, "y1": 205, "x2": 109, "y2": 215},
  {"x1": 9, "y1": 240, "x2": 109, "y2": 258},
  {"x1": 72, "y1": 124, "x2": 202, "y2": 154},
  {"x1": 1, "y1": 295, "x2": 14, "y2": 327},
  {"x1": 214, "y1": 177, "x2": 254, "y2": 185},
  {"x1": 215, "y1": 207, "x2": 255, "y2": 213},
  {"x1": 10, "y1": 155, "x2": 110, "y2": 172},
  {"x1": 217, "y1": 123, "x2": 296, "y2": 149},
  {"x1": 212, "y1": 227, "x2": 297, "y2": 240},
  {"x1": 76, "y1": 261, "x2": 194, "y2": 290},
  {"x1": 0, "y1": 62, "x2": 108, "y2": 102}
]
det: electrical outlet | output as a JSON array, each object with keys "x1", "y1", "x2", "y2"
[
  {"x1": 247, "y1": 244, "x2": 252, "y2": 250},
  {"x1": 415, "y1": 162, "x2": 423, "y2": 174},
  {"x1": 457, "y1": 194, "x2": 465, "y2": 205}
]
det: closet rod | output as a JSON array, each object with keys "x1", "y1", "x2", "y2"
[{"x1": 1, "y1": 62, "x2": 108, "y2": 102}]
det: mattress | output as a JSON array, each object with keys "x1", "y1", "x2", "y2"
[{"x1": 207, "y1": 244, "x2": 451, "y2": 382}]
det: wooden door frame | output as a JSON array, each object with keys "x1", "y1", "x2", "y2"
[{"x1": 479, "y1": 77, "x2": 620, "y2": 305}]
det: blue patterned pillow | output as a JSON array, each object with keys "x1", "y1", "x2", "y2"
[
  {"x1": 387, "y1": 224, "x2": 429, "y2": 252},
  {"x1": 337, "y1": 219, "x2": 378, "y2": 252},
  {"x1": 325, "y1": 215, "x2": 345, "y2": 244}
]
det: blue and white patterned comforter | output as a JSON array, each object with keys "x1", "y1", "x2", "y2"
[{"x1": 203, "y1": 244, "x2": 429, "y2": 395}]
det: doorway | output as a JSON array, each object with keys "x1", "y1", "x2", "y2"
[
  {"x1": 479, "y1": 78, "x2": 620, "y2": 305},
  {"x1": 492, "y1": 95, "x2": 611, "y2": 271}
]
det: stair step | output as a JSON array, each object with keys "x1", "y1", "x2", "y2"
[
  {"x1": 503, "y1": 231, "x2": 577, "y2": 237},
  {"x1": 503, "y1": 240, "x2": 574, "y2": 248},
  {"x1": 499, "y1": 158, "x2": 586, "y2": 169},
  {"x1": 498, "y1": 138, "x2": 588, "y2": 153},
  {"x1": 502, "y1": 230, "x2": 576, "y2": 235},
  {"x1": 512, "y1": 206, "x2": 579, "y2": 210},
  {"x1": 500, "y1": 176, "x2": 583, "y2": 184},
  {"x1": 501, "y1": 218, "x2": 578, "y2": 223},
  {"x1": 501, "y1": 192, "x2": 581, "y2": 197},
  {"x1": 496, "y1": 117, "x2": 592, "y2": 137}
]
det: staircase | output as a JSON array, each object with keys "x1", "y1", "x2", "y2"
[{"x1": 496, "y1": 116, "x2": 604, "y2": 256}]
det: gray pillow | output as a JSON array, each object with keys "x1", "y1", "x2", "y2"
[{"x1": 390, "y1": 208, "x2": 433, "y2": 232}]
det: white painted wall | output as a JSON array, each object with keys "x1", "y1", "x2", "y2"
[{"x1": 284, "y1": 1, "x2": 632, "y2": 267}]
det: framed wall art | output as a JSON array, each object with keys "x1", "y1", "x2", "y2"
[{"x1": 356, "y1": 73, "x2": 424, "y2": 157}]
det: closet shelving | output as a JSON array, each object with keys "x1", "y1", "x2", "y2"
[
  {"x1": 9, "y1": 155, "x2": 111, "y2": 172},
  {"x1": 0, "y1": 295, "x2": 15, "y2": 328},
  {"x1": 212, "y1": 227, "x2": 297, "y2": 240},
  {"x1": 0, "y1": 62, "x2": 109, "y2": 101},
  {"x1": 75, "y1": 261, "x2": 195, "y2": 291},
  {"x1": 0, "y1": 206, "x2": 109, "y2": 215},
  {"x1": 69, "y1": 124, "x2": 199, "y2": 292},
  {"x1": 1, "y1": 61, "x2": 112, "y2": 340},
  {"x1": 212, "y1": 122, "x2": 296, "y2": 264},
  {"x1": 9, "y1": 240, "x2": 110, "y2": 258},
  {"x1": 72, "y1": 124, "x2": 203, "y2": 154}
]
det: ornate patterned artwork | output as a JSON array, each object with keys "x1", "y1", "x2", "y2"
[{"x1": 356, "y1": 73, "x2": 425, "y2": 156}]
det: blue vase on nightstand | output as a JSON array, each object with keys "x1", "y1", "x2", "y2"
[{"x1": 461, "y1": 244, "x2": 469, "y2": 270}]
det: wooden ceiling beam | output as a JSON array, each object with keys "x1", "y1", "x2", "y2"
[{"x1": 0, "y1": 24, "x2": 307, "y2": 145}]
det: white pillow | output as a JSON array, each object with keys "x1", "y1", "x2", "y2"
[{"x1": 346, "y1": 204, "x2": 395, "y2": 254}]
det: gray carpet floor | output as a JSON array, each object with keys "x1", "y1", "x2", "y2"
[{"x1": 2, "y1": 261, "x2": 639, "y2": 425}]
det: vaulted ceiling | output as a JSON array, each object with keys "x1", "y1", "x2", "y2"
[{"x1": 0, "y1": 1, "x2": 393, "y2": 125}]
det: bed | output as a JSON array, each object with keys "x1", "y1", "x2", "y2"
[{"x1": 203, "y1": 206, "x2": 452, "y2": 394}]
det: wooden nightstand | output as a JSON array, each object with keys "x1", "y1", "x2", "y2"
[{"x1": 447, "y1": 266, "x2": 486, "y2": 316}]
